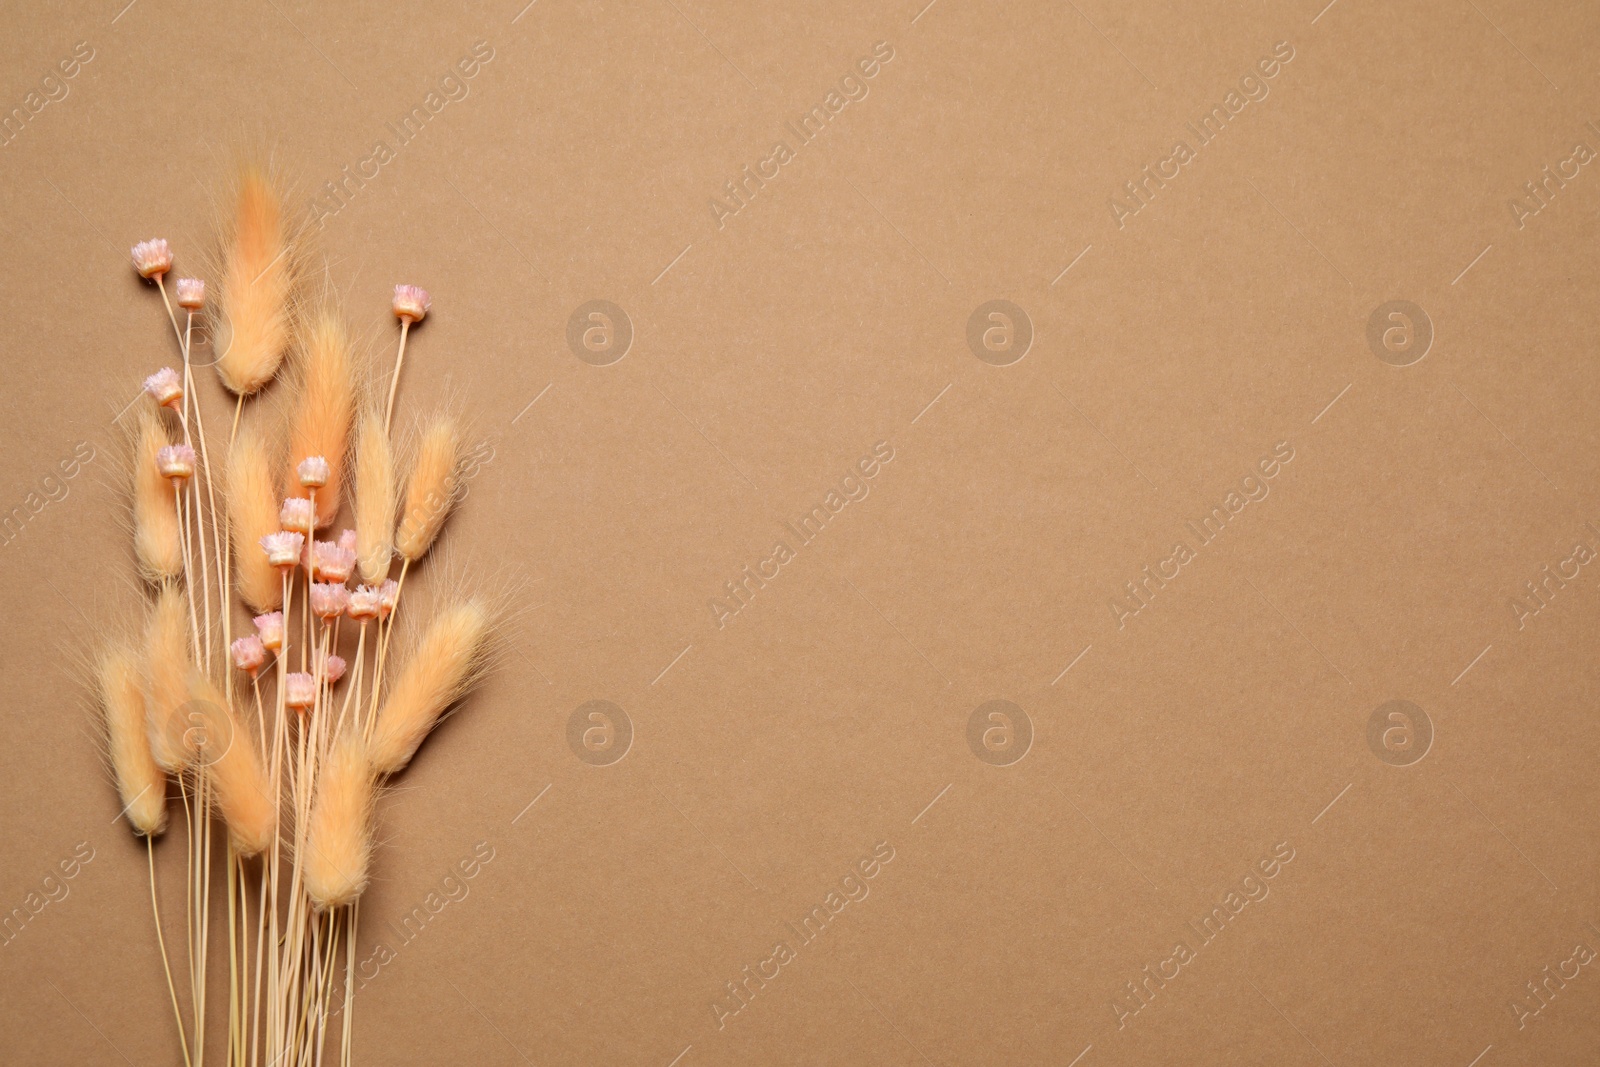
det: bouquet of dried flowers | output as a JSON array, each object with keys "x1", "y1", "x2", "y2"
[{"x1": 98, "y1": 161, "x2": 493, "y2": 1067}]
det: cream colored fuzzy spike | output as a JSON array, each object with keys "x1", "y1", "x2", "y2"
[
  {"x1": 395, "y1": 413, "x2": 462, "y2": 562},
  {"x1": 189, "y1": 671, "x2": 275, "y2": 856},
  {"x1": 227, "y1": 423, "x2": 282, "y2": 611},
  {"x1": 215, "y1": 163, "x2": 300, "y2": 396},
  {"x1": 303, "y1": 736, "x2": 375, "y2": 909},
  {"x1": 133, "y1": 406, "x2": 182, "y2": 584},
  {"x1": 285, "y1": 306, "x2": 356, "y2": 526},
  {"x1": 144, "y1": 585, "x2": 193, "y2": 774},
  {"x1": 354, "y1": 410, "x2": 395, "y2": 583},
  {"x1": 368, "y1": 599, "x2": 491, "y2": 775},
  {"x1": 99, "y1": 643, "x2": 167, "y2": 836}
]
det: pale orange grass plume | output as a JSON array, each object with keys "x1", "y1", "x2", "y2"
[
  {"x1": 144, "y1": 585, "x2": 193, "y2": 774},
  {"x1": 303, "y1": 736, "x2": 375, "y2": 909},
  {"x1": 369, "y1": 598, "x2": 491, "y2": 775},
  {"x1": 132, "y1": 406, "x2": 182, "y2": 583},
  {"x1": 227, "y1": 423, "x2": 282, "y2": 611},
  {"x1": 395, "y1": 413, "x2": 462, "y2": 562},
  {"x1": 285, "y1": 306, "x2": 356, "y2": 526},
  {"x1": 98, "y1": 643, "x2": 168, "y2": 836},
  {"x1": 188, "y1": 670, "x2": 275, "y2": 856},
  {"x1": 354, "y1": 409, "x2": 395, "y2": 583},
  {"x1": 215, "y1": 162, "x2": 300, "y2": 396}
]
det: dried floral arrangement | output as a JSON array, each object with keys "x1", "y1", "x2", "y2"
[{"x1": 98, "y1": 161, "x2": 493, "y2": 1067}]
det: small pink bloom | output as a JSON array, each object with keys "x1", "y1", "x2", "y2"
[
  {"x1": 131, "y1": 238, "x2": 173, "y2": 280},
  {"x1": 392, "y1": 284, "x2": 431, "y2": 323},
  {"x1": 230, "y1": 635, "x2": 266, "y2": 676},
  {"x1": 310, "y1": 582, "x2": 350, "y2": 620},
  {"x1": 260, "y1": 532, "x2": 304, "y2": 570},
  {"x1": 280, "y1": 497, "x2": 315, "y2": 534},
  {"x1": 144, "y1": 367, "x2": 183, "y2": 409},
  {"x1": 377, "y1": 578, "x2": 400, "y2": 619},
  {"x1": 157, "y1": 444, "x2": 196, "y2": 480},
  {"x1": 284, "y1": 672, "x2": 316, "y2": 710},
  {"x1": 253, "y1": 611, "x2": 285, "y2": 650},
  {"x1": 175, "y1": 278, "x2": 206, "y2": 309},
  {"x1": 347, "y1": 585, "x2": 382, "y2": 620},
  {"x1": 338, "y1": 528, "x2": 357, "y2": 552},
  {"x1": 322, "y1": 654, "x2": 347, "y2": 684},
  {"x1": 312, "y1": 539, "x2": 356, "y2": 584},
  {"x1": 297, "y1": 455, "x2": 330, "y2": 488}
]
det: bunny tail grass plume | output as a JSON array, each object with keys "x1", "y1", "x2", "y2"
[
  {"x1": 227, "y1": 423, "x2": 282, "y2": 611},
  {"x1": 132, "y1": 406, "x2": 182, "y2": 583},
  {"x1": 369, "y1": 598, "x2": 492, "y2": 775},
  {"x1": 286, "y1": 305, "x2": 356, "y2": 526},
  {"x1": 303, "y1": 736, "x2": 374, "y2": 908},
  {"x1": 395, "y1": 412, "x2": 463, "y2": 562},
  {"x1": 215, "y1": 161, "x2": 301, "y2": 396},
  {"x1": 144, "y1": 585, "x2": 194, "y2": 774},
  {"x1": 98, "y1": 643, "x2": 167, "y2": 836},
  {"x1": 354, "y1": 409, "x2": 395, "y2": 582},
  {"x1": 188, "y1": 671, "x2": 275, "y2": 856}
]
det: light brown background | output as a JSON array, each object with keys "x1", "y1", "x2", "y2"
[{"x1": 3, "y1": 0, "x2": 1599, "y2": 1064}]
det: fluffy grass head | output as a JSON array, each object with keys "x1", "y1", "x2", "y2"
[
  {"x1": 227, "y1": 422, "x2": 283, "y2": 611},
  {"x1": 189, "y1": 670, "x2": 275, "y2": 856},
  {"x1": 303, "y1": 735, "x2": 375, "y2": 909},
  {"x1": 98, "y1": 642, "x2": 168, "y2": 836},
  {"x1": 395, "y1": 412, "x2": 464, "y2": 562},
  {"x1": 144, "y1": 584, "x2": 194, "y2": 774},
  {"x1": 131, "y1": 406, "x2": 182, "y2": 584},
  {"x1": 213, "y1": 160, "x2": 303, "y2": 396},
  {"x1": 284, "y1": 303, "x2": 356, "y2": 526},
  {"x1": 354, "y1": 409, "x2": 395, "y2": 583},
  {"x1": 368, "y1": 597, "x2": 493, "y2": 776}
]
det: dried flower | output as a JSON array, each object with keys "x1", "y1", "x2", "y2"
[
  {"x1": 396, "y1": 413, "x2": 462, "y2": 561},
  {"x1": 157, "y1": 444, "x2": 196, "y2": 481},
  {"x1": 175, "y1": 278, "x2": 206, "y2": 309},
  {"x1": 354, "y1": 410, "x2": 396, "y2": 582},
  {"x1": 131, "y1": 238, "x2": 173, "y2": 280},
  {"x1": 392, "y1": 284, "x2": 431, "y2": 323},
  {"x1": 98, "y1": 643, "x2": 167, "y2": 837},
  {"x1": 303, "y1": 737, "x2": 374, "y2": 909},
  {"x1": 312, "y1": 538, "x2": 356, "y2": 584},
  {"x1": 132, "y1": 407, "x2": 182, "y2": 583},
  {"x1": 347, "y1": 585, "x2": 382, "y2": 620},
  {"x1": 369, "y1": 599, "x2": 492, "y2": 775},
  {"x1": 310, "y1": 582, "x2": 350, "y2": 619},
  {"x1": 322, "y1": 654, "x2": 347, "y2": 684},
  {"x1": 297, "y1": 455, "x2": 330, "y2": 489},
  {"x1": 279, "y1": 496, "x2": 315, "y2": 534},
  {"x1": 144, "y1": 367, "x2": 183, "y2": 410},
  {"x1": 260, "y1": 531, "x2": 304, "y2": 570},
  {"x1": 230, "y1": 635, "x2": 267, "y2": 676},
  {"x1": 253, "y1": 611, "x2": 285, "y2": 651},
  {"x1": 284, "y1": 672, "x2": 316, "y2": 710},
  {"x1": 338, "y1": 528, "x2": 357, "y2": 552},
  {"x1": 215, "y1": 163, "x2": 301, "y2": 396},
  {"x1": 377, "y1": 578, "x2": 400, "y2": 619}
]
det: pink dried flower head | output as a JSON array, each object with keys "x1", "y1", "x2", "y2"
[
  {"x1": 310, "y1": 582, "x2": 350, "y2": 619},
  {"x1": 284, "y1": 672, "x2": 316, "y2": 710},
  {"x1": 230, "y1": 635, "x2": 267, "y2": 676},
  {"x1": 312, "y1": 539, "x2": 356, "y2": 584},
  {"x1": 347, "y1": 585, "x2": 382, "y2": 620},
  {"x1": 131, "y1": 238, "x2": 173, "y2": 280},
  {"x1": 156, "y1": 444, "x2": 196, "y2": 481},
  {"x1": 253, "y1": 611, "x2": 285, "y2": 650},
  {"x1": 377, "y1": 578, "x2": 400, "y2": 619},
  {"x1": 392, "y1": 284, "x2": 431, "y2": 323},
  {"x1": 260, "y1": 531, "x2": 304, "y2": 570},
  {"x1": 338, "y1": 528, "x2": 357, "y2": 553},
  {"x1": 279, "y1": 497, "x2": 315, "y2": 534},
  {"x1": 322, "y1": 654, "x2": 347, "y2": 684},
  {"x1": 297, "y1": 455, "x2": 331, "y2": 489},
  {"x1": 175, "y1": 277, "x2": 206, "y2": 309},
  {"x1": 144, "y1": 367, "x2": 183, "y2": 409}
]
